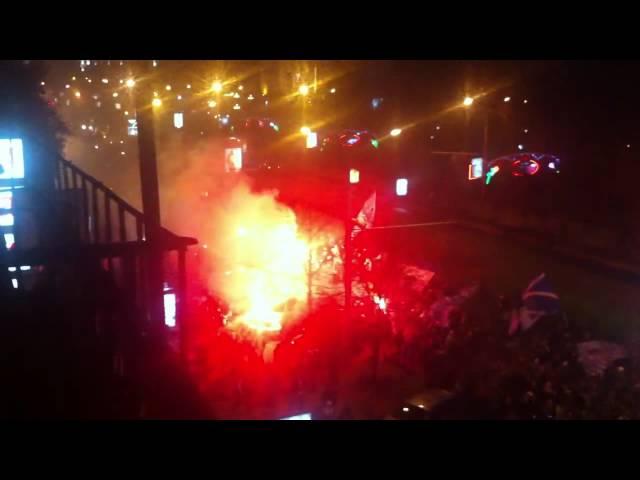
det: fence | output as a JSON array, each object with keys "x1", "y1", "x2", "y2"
[{"x1": 4, "y1": 157, "x2": 197, "y2": 347}]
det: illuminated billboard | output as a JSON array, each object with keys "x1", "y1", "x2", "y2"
[
  {"x1": 0, "y1": 138, "x2": 25, "y2": 180},
  {"x1": 468, "y1": 157, "x2": 483, "y2": 180},
  {"x1": 173, "y1": 112, "x2": 184, "y2": 129},
  {"x1": 127, "y1": 119, "x2": 138, "y2": 136},
  {"x1": 225, "y1": 147, "x2": 243, "y2": 172}
]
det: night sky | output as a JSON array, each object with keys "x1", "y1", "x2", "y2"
[{"x1": 43, "y1": 60, "x2": 640, "y2": 214}]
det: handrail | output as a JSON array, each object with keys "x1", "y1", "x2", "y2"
[
  {"x1": 58, "y1": 157, "x2": 143, "y2": 220},
  {"x1": 56, "y1": 157, "x2": 182, "y2": 243},
  {"x1": 4, "y1": 236, "x2": 197, "y2": 265}
]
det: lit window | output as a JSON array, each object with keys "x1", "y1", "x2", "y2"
[
  {"x1": 349, "y1": 168, "x2": 360, "y2": 184},
  {"x1": 11, "y1": 279, "x2": 18, "y2": 289}
]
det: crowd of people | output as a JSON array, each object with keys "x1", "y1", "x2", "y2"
[{"x1": 386, "y1": 274, "x2": 640, "y2": 420}]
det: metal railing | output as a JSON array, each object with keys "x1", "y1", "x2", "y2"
[
  {"x1": 55, "y1": 157, "x2": 146, "y2": 245},
  {"x1": 2, "y1": 158, "x2": 198, "y2": 359}
]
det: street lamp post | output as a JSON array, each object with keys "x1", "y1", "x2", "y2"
[
  {"x1": 482, "y1": 110, "x2": 490, "y2": 197},
  {"x1": 463, "y1": 96, "x2": 491, "y2": 192},
  {"x1": 133, "y1": 61, "x2": 165, "y2": 337}
]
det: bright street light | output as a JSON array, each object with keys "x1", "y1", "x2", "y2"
[
  {"x1": 300, "y1": 126, "x2": 311, "y2": 136},
  {"x1": 463, "y1": 96, "x2": 474, "y2": 107},
  {"x1": 211, "y1": 81, "x2": 223, "y2": 93},
  {"x1": 503, "y1": 96, "x2": 511, "y2": 102},
  {"x1": 298, "y1": 84, "x2": 310, "y2": 96},
  {"x1": 390, "y1": 128, "x2": 402, "y2": 137},
  {"x1": 152, "y1": 98, "x2": 162, "y2": 108},
  {"x1": 125, "y1": 78, "x2": 135, "y2": 88}
]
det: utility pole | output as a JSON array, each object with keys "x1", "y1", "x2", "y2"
[
  {"x1": 482, "y1": 110, "x2": 490, "y2": 198},
  {"x1": 344, "y1": 179, "x2": 352, "y2": 322},
  {"x1": 134, "y1": 60, "x2": 165, "y2": 336}
]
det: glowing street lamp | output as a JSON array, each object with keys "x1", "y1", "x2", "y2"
[
  {"x1": 208, "y1": 100, "x2": 217, "y2": 108},
  {"x1": 152, "y1": 98, "x2": 162, "y2": 108},
  {"x1": 125, "y1": 78, "x2": 136, "y2": 88},
  {"x1": 349, "y1": 168, "x2": 360, "y2": 184},
  {"x1": 300, "y1": 126, "x2": 311, "y2": 136},
  {"x1": 390, "y1": 128, "x2": 402, "y2": 137},
  {"x1": 211, "y1": 81, "x2": 223, "y2": 93},
  {"x1": 463, "y1": 96, "x2": 474, "y2": 107},
  {"x1": 298, "y1": 84, "x2": 310, "y2": 96}
]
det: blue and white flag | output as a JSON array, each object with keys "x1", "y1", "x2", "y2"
[
  {"x1": 509, "y1": 273, "x2": 560, "y2": 335},
  {"x1": 352, "y1": 191, "x2": 376, "y2": 240}
]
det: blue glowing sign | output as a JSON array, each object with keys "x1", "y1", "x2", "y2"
[{"x1": 0, "y1": 139, "x2": 25, "y2": 180}]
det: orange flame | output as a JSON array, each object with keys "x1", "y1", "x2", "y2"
[{"x1": 202, "y1": 182, "x2": 317, "y2": 336}]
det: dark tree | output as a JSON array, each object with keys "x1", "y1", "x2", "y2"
[{"x1": 0, "y1": 60, "x2": 68, "y2": 190}]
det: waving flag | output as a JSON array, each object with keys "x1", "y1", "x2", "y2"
[
  {"x1": 352, "y1": 191, "x2": 376, "y2": 239},
  {"x1": 428, "y1": 284, "x2": 479, "y2": 328},
  {"x1": 577, "y1": 341, "x2": 628, "y2": 376},
  {"x1": 509, "y1": 273, "x2": 560, "y2": 335}
]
